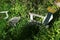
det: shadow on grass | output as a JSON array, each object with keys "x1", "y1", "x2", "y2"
[
  {"x1": 17, "y1": 21, "x2": 40, "y2": 40},
  {"x1": 4, "y1": 21, "x2": 41, "y2": 40}
]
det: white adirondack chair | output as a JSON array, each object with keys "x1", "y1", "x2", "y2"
[
  {"x1": 29, "y1": 13, "x2": 53, "y2": 25},
  {"x1": 0, "y1": 11, "x2": 8, "y2": 19}
]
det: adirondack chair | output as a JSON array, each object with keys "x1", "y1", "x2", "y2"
[
  {"x1": 0, "y1": 11, "x2": 8, "y2": 19},
  {"x1": 29, "y1": 13, "x2": 53, "y2": 26}
]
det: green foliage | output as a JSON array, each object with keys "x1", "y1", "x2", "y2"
[{"x1": 0, "y1": 0, "x2": 60, "y2": 40}]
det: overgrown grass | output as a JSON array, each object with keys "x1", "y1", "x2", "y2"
[{"x1": 0, "y1": 0, "x2": 60, "y2": 40}]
